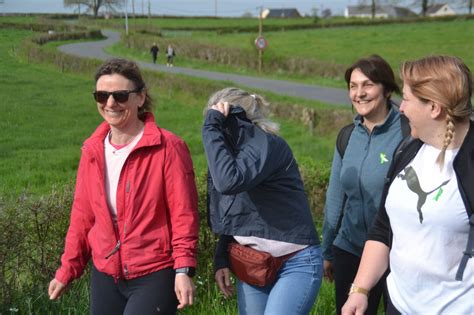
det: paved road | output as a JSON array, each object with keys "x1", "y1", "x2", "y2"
[{"x1": 59, "y1": 30, "x2": 351, "y2": 106}]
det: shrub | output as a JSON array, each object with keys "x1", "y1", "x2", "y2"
[
  {"x1": 0, "y1": 185, "x2": 73, "y2": 312},
  {"x1": 0, "y1": 159, "x2": 330, "y2": 312}
]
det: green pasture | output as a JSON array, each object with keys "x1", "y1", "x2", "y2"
[
  {"x1": 0, "y1": 24, "x2": 344, "y2": 314},
  {"x1": 97, "y1": 16, "x2": 317, "y2": 29},
  {"x1": 2, "y1": 14, "x2": 471, "y2": 314},
  {"x1": 228, "y1": 19, "x2": 474, "y2": 67},
  {"x1": 1, "y1": 25, "x2": 343, "y2": 198},
  {"x1": 102, "y1": 18, "x2": 474, "y2": 88}
]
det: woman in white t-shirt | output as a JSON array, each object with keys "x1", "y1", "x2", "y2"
[{"x1": 342, "y1": 55, "x2": 473, "y2": 315}]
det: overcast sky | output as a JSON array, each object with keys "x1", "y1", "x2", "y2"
[{"x1": 1, "y1": 0, "x2": 422, "y2": 17}]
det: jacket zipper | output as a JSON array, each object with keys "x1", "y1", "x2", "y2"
[
  {"x1": 105, "y1": 240, "x2": 121, "y2": 259},
  {"x1": 123, "y1": 223, "x2": 128, "y2": 277}
]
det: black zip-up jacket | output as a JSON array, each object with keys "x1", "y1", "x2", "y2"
[
  {"x1": 202, "y1": 107, "x2": 320, "y2": 270},
  {"x1": 368, "y1": 120, "x2": 474, "y2": 279}
]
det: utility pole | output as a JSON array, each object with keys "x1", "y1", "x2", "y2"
[
  {"x1": 132, "y1": 0, "x2": 135, "y2": 19},
  {"x1": 258, "y1": 6, "x2": 263, "y2": 73},
  {"x1": 148, "y1": 0, "x2": 151, "y2": 20},
  {"x1": 215, "y1": 0, "x2": 218, "y2": 17},
  {"x1": 124, "y1": 0, "x2": 129, "y2": 36}
]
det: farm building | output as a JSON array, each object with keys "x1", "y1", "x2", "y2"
[
  {"x1": 426, "y1": 3, "x2": 456, "y2": 17},
  {"x1": 345, "y1": 5, "x2": 416, "y2": 18},
  {"x1": 261, "y1": 8, "x2": 301, "y2": 18}
]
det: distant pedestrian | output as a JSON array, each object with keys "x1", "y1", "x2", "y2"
[
  {"x1": 150, "y1": 42, "x2": 159, "y2": 64},
  {"x1": 166, "y1": 44, "x2": 176, "y2": 67}
]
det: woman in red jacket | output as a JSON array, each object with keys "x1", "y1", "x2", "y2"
[{"x1": 48, "y1": 58, "x2": 199, "y2": 315}]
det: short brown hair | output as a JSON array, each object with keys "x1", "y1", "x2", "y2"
[
  {"x1": 95, "y1": 58, "x2": 153, "y2": 120},
  {"x1": 345, "y1": 54, "x2": 400, "y2": 106}
]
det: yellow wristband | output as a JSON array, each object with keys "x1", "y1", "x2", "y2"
[{"x1": 349, "y1": 283, "x2": 369, "y2": 296}]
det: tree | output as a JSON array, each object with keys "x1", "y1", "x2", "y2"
[
  {"x1": 321, "y1": 8, "x2": 332, "y2": 18},
  {"x1": 358, "y1": 0, "x2": 407, "y2": 18},
  {"x1": 410, "y1": 0, "x2": 435, "y2": 17},
  {"x1": 64, "y1": 0, "x2": 125, "y2": 17},
  {"x1": 241, "y1": 10, "x2": 253, "y2": 18},
  {"x1": 460, "y1": 0, "x2": 473, "y2": 14},
  {"x1": 357, "y1": 0, "x2": 378, "y2": 19}
]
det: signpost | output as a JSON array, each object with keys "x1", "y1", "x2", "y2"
[
  {"x1": 255, "y1": 35, "x2": 268, "y2": 50},
  {"x1": 255, "y1": 6, "x2": 267, "y2": 73}
]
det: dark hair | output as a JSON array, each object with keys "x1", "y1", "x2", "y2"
[
  {"x1": 344, "y1": 54, "x2": 400, "y2": 105},
  {"x1": 94, "y1": 58, "x2": 153, "y2": 120}
]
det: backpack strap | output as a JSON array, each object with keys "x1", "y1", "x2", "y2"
[
  {"x1": 333, "y1": 124, "x2": 354, "y2": 237},
  {"x1": 336, "y1": 124, "x2": 355, "y2": 158},
  {"x1": 455, "y1": 214, "x2": 474, "y2": 281},
  {"x1": 400, "y1": 114, "x2": 411, "y2": 138},
  {"x1": 337, "y1": 113, "x2": 410, "y2": 159},
  {"x1": 334, "y1": 114, "x2": 411, "y2": 242}
]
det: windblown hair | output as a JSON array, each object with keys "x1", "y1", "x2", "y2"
[
  {"x1": 344, "y1": 54, "x2": 400, "y2": 107},
  {"x1": 205, "y1": 87, "x2": 280, "y2": 135},
  {"x1": 400, "y1": 55, "x2": 473, "y2": 167},
  {"x1": 95, "y1": 58, "x2": 153, "y2": 120}
]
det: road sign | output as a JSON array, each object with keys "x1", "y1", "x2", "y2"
[{"x1": 255, "y1": 35, "x2": 268, "y2": 51}]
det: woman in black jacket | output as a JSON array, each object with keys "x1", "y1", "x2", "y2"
[{"x1": 202, "y1": 87, "x2": 323, "y2": 315}]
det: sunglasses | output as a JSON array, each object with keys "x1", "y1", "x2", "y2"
[{"x1": 93, "y1": 88, "x2": 142, "y2": 104}]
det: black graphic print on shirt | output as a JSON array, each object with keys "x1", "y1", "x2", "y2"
[{"x1": 397, "y1": 166, "x2": 450, "y2": 223}]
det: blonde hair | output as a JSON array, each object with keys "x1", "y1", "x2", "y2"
[
  {"x1": 205, "y1": 87, "x2": 280, "y2": 135},
  {"x1": 400, "y1": 55, "x2": 472, "y2": 168}
]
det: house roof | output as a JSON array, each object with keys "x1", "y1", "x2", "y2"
[
  {"x1": 426, "y1": 4, "x2": 448, "y2": 14},
  {"x1": 263, "y1": 8, "x2": 301, "y2": 18},
  {"x1": 346, "y1": 5, "x2": 416, "y2": 17}
]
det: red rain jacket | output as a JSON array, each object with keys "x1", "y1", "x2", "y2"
[{"x1": 55, "y1": 113, "x2": 199, "y2": 284}]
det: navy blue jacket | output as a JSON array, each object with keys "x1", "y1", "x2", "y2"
[{"x1": 202, "y1": 107, "x2": 319, "y2": 269}]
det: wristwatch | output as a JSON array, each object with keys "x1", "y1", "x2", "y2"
[{"x1": 175, "y1": 267, "x2": 196, "y2": 277}]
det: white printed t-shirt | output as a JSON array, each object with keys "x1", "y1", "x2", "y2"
[{"x1": 385, "y1": 144, "x2": 473, "y2": 314}]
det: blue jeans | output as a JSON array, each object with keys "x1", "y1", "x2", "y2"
[{"x1": 237, "y1": 245, "x2": 323, "y2": 315}]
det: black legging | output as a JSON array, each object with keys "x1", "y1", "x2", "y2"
[
  {"x1": 90, "y1": 265, "x2": 178, "y2": 315},
  {"x1": 332, "y1": 246, "x2": 387, "y2": 315}
]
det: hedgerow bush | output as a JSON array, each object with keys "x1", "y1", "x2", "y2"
[
  {"x1": 0, "y1": 164, "x2": 330, "y2": 313},
  {"x1": 0, "y1": 185, "x2": 73, "y2": 312}
]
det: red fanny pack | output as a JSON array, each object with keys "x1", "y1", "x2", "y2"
[{"x1": 227, "y1": 242, "x2": 297, "y2": 287}]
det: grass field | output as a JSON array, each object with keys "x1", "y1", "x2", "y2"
[
  {"x1": 97, "y1": 16, "x2": 318, "y2": 29},
  {"x1": 2, "y1": 14, "x2": 471, "y2": 314},
  {"x1": 101, "y1": 18, "x2": 474, "y2": 88},
  {"x1": 1, "y1": 25, "x2": 341, "y2": 197},
  {"x1": 0, "y1": 23, "x2": 345, "y2": 314}
]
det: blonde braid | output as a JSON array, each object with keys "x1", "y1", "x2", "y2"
[{"x1": 436, "y1": 111, "x2": 455, "y2": 169}]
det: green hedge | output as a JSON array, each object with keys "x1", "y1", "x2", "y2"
[{"x1": 0, "y1": 162, "x2": 330, "y2": 313}]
